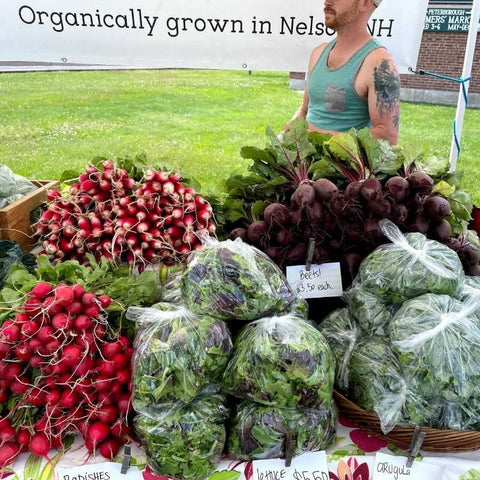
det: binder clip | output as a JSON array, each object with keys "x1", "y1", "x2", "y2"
[
  {"x1": 121, "y1": 445, "x2": 132, "y2": 474},
  {"x1": 285, "y1": 431, "x2": 295, "y2": 468},
  {"x1": 305, "y1": 238, "x2": 316, "y2": 271},
  {"x1": 406, "y1": 425, "x2": 425, "y2": 468}
]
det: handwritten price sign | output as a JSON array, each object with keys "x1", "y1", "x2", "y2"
[{"x1": 286, "y1": 263, "x2": 343, "y2": 299}]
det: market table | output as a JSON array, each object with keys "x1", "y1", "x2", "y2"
[{"x1": 6, "y1": 417, "x2": 480, "y2": 480}]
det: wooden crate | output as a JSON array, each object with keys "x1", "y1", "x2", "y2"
[{"x1": 0, "y1": 180, "x2": 59, "y2": 252}]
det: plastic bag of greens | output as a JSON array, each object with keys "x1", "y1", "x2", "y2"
[
  {"x1": 228, "y1": 401, "x2": 337, "y2": 460},
  {"x1": 222, "y1": 314, "x2": 334, "y2": 409},
  {"x1": 134, "y1": 394, "x2": 228, "y2": 480},
  {"x1": 317, "y1": 308, "x2": 361, "y2": 390},
  {"x1": 0, "y1": 165, "x2": 17, "y2": 199},
  {"x1": 348, "y1": 336, "x2": 438, "y2": 433},
  {"x1": 128, "y1": 304, "x2": 232, "y2": 410},
  {"x1": 359, "y1": 220, "x2": 464, "y2": 303},
  {"x1": 13, "y1": 174, "x2": 36, "y2": 196},
  {"x1": 390, "y1": 293, "x2": 480, "y2": 404},
  {"x1": 344, "y1": 281, "x2": 398, "y2": 334},
  {"x1": 438, "y1": 398, "x2": 480, "y2": 431},
  {"x1": 181, "y1": 239, "x2": 307, "y2": 321}
]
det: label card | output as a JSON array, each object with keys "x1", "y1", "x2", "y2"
[
  {"x1": 253, "y1": 451, "x2": 330, "y2": 480},
  {"x1": 373, "y1": 453, "x2": 444, "y2": 480},
  {"x1": 286, "y1": 263, "x2": 343, "y2": 299},
  {"x1": 56, "y1": 462, "x2": 143, "y2": 480}
]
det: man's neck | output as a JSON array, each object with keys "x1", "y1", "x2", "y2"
[{"x1": 334, "y1": 25, "x2": 372, "y2": 51}]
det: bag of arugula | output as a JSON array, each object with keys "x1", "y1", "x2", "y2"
[
  {"x1": 359, "y1": 220, "x2": 464, "y2": 303},
  {"x1": 134, "y1": 394, "x2": 228, "y2": 480},
  {"x1": 390, "y1": 293, "x2": 480, "y2": 404},
  {"x1": 344, "y1": 281, "x2": 398, "y2": 334},
  {"x1": 228, "y1": 401, "x2": 337, "y2": 460},
  {"x1": 317, "y1": 308, "x2": 361, "y2": 390},
  {"x1": 348, "y1": 336, "x2": 439, "y2": 433},
  {"x1": 128, "y1": 304, "x2": 232, "y2": 409},
  {"x1": 222, "y1": 314, "x2": 334, "y2": 409},
  {"x1": 181, "y1": 238, "x2": 307, "y2": 321}
]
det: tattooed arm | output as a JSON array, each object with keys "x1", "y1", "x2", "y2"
[{"x1": 365, "y1": 50, "x2": 401, "y2": 145}]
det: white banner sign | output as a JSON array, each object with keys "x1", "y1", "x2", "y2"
[{"x1": 0, "y1": 1, "x2": 429, "y2": 73}]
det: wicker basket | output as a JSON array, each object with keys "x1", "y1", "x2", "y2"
[{"x1": 334, "y1": 390, "x2": 480, "y2": 453}]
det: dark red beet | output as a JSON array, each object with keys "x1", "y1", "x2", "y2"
[
  {"x1": 329, "y1": 194, "x2": 349, "y2": 217},
  {"x1": 405, "y1": 193, "x2": 423, "y2": 213},
  {"x1": 342, "y1": 252, "x2": 364, "y2": 279},
  {"x1": 345, "y1": 181, "x2": 363, "y2": 200},
  {"x1": 423, "y1": 196, "x2": 452, "y2": 222},
  {"x1": 470, "y1": 205, "x2": 480, "y2": 235},
  {"x1": 445, "y1": 237, "x2": 462, "y2": 252},
  {"x1": 364, "y1": 217, "x2": 383, "y2": 238},
  {"x1": 229, "y1": 227, "x2": 248, "y2": 242},
  {"x1": 264, "y1": 203, "x2": 290, "y2": 229},
  {"x1": 266, "y1": 246, "x2": 284, "y2": 263},
  {"x1": 391, "y1": 204, "x2": 408, "y2": 224},
  {"x1": 305, "y1": 201, "x2": 324, "y2": 224},
  {"x1": 247, "y1": 221, "x2": 268, "y2": 247},
  {"x1": 313, "y1": 179, "x2": 338, "y2": 202},
  {"x1": 276, "y1": 229, "x2": 294, "y2": 246},
  {"x1": 385, "y1": 176, "x2": 410, "y2": 202},
  {"x1": 463, "y1": 244, "x2": 480, "y2": 266},
  {"x1": 286, "y1": 243, "x2": 307, "y2": 265},
  {"x1": 407, "y1": 214, "x2": 430, "y2": 234},
  {"x1": 313, "y1": 246, "x2": 330, "y2": 264},
  {"x1": 407, "y1": 172, "x2": 434, "y2": 195},
  {"x1": 360, "y1": 179, "x2": 382, "y2": 202},
  {"x1": 367, "y1": 198, "x2": 392, "y2": 218},
  {"x1": 291, "y1": 184, "x2": 315, "y2": 209},
  {"x1": 466, "y1": 264, "x2": 480, "y2": 276},
  {"x1": 430, "y1": 220, "x2": 452, "y2": 243},
  {"x1": 289, "y1": 210, "x2": 302, "y2": 226}
]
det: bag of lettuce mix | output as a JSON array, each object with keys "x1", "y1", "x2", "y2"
[
  {"x1": 127, "y1": 303, "x2": 232, "y2": 411},
  {"x1": 228, "y1": 400, "x2": 337, "y2": 461},
  {"x1": 358, "y1": 220, "x2": 464, "y2": 304},
  {"x1": 134, "y1": 393, "x2": 229, "y2": 480},
  {"x1": 181, "y1": 238, "x2": 308, "y2": 321},
  {"x1": 221, "y1": 313, "x2": 334, "y2": 410}
]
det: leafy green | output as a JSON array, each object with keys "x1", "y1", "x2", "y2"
[
  {"x1": 356, "y1": 128, "x2": 401, "y2": 175},
  {"x1": 390, "y1": 294, "x2": 480, "y2": 404},
  {"x1": 222, "y1": 315, "x2": 334, "y2": 409},
  {"x1": 0, "y1": 241, "x2": 36, "y2": 290},
  {"x1": 181, "y1": 240, "x2": 305, "y2": 321},
  {"x1": 359, "y1": 232, "x2": 464, "y2": 303},
  {"x1": 129, "y1": 304, "x2": 232, "y2": 409},
  {"x1": 344, "y1": 282, "x2": 398, "y2": 334},
  {"x1": 317, "y1": 308, "x2": 361, "y2": 390},
  {"x1": 228, "y1": 401, "x2": 337, "y2": 460},
  {"x1": 134, "y1": 394, "x2": 228, "y2": 480}
]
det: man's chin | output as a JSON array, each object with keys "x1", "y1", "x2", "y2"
[{"x1": 325, "y1": 19, "x2": 337, "y2": 30}]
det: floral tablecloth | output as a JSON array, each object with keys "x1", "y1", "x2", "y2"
[{"x1": 6, "y1": 416, "x2": 480, "y2": 480}]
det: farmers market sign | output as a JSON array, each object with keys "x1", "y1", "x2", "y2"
[
  {"x1": 0, "y1": 0, "x2": 428, "y2": 74},
  {"x1": 424, "y1": 8, "x2": 473, "y2": 32}
]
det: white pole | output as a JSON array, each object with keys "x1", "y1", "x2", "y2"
[{"x1": 449, "y1": 0, "x2": 480, "y2": 171}]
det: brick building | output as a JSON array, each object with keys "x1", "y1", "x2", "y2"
[{"x1": 291, "y1": 0, "x2": 480, "y2": 106}]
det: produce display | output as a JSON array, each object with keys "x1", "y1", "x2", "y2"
[
  {"x1": 134, "y1": 394, "x2": 228, "y2": 480},
  {"x1": 128, "y1": 304, "x2": 232, "y2": 409},
  {"x1": 36, "y1": 159, "x2": 214, "y2": 266},
  {"x1": 0, "y1": 281, "x2": 134, "y2": 467},
  {"x1": 228, "y1": 401, "x2": 337, "y2": 460},
  {"x1": 222, "y1": 314, "x2": 334, "y2": 409},
  {"x1": 181, "y1": 239, "x2": 307, "y2": 321},
  {"x1": 220, "y1": 119, "x2": 479, "y2": 285}
]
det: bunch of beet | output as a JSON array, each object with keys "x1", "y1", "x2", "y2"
[
  {"x1": 0, "y1": 282, "x2": 134, "y2": 468},
  {"x1": 36, "y1": 161, "x2": 215, "y2": 266},
  {"x1": 230, "y1": 172, "x2": 480, "y2": 283}
]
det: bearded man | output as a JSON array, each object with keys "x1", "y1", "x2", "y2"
[{"x1": 286, "y1": 0, "x2": 400, "y2": 145}]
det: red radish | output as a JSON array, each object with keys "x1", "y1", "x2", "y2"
[
  {"x1": 31, "y1": 282, "x2": 53, "y2": 299},
  {"x1": 55, "y1": 286, "x2": 74, "y2": 307},
  {"x1": 62, "y1": 345, "x2": 84, "y2": 366},
  {"x1": 88, "y1": 422, "x2": 110, "y2": 444},
  {"x1": 98, "y1": 295, "x2": 112, "y2": 309},
  {"x1": 30, "y1": 433, "x2": 51, "y2": 457},
  {"x1": 99, "y1": 438, "x2": 121, "y2": 460},
  {"x1": 97, "y1": 404, "x2": 118, "y2": 424},
  {"x1": 52, "y1": 313, "x2": 70, "y2": 330},
  {"x1": 0, "y1": 442, "x2": 20, "y2": 467}
]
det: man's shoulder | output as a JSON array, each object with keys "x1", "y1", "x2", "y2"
[
  {"x1": 363, "y1": 46, "x2": 398, "y2": 72},
  {"x1": 308, "y1": 42, "x2": 330, "y2": 70}
]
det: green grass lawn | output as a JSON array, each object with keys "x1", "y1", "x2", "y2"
[{"x1": 0, "y1": 69, "x2": 479, "y2": 203}]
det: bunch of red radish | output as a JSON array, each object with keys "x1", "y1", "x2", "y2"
[
  {"x1": 36, "y1": 161, "x2": 215, "y2": 266},
  {"x1": 0, "y1": 282, "x2": 134, "y2": 468}
]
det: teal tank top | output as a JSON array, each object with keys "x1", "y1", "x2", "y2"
[{"x1": 306, "y1": 39, "x2": 383, "y2": 132}]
